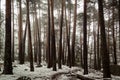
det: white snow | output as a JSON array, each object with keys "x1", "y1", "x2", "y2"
[{"x1": 0, "y1": 61, "x2": 120, "y2": 80}]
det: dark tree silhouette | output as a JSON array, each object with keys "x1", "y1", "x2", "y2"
[
  {"x1": 98, "y1": 0, "x2": 111, "y2": 78},
  {"x1": 3, "y1": 0, "x2": 13, "y2": 74},
  {"x1": 83, "y1": 0, "x2": 88, "y2": 75}
]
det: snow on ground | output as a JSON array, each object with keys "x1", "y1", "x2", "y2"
[
  {"x1": 0, "y1": 61, "x2": 79, "y2": 80},
  {"x1": 76, "y1": 69, "x2": 120, "y2": 80},
  {"x1": 0, "y1": 61, "x2": 120, "y2": 80}
]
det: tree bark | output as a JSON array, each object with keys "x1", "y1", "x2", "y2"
[
  {"x1": 18, "y1": 0, "x2": 23, "y2": 64},
  {"x1": 50, "y1": 0, "x2": 57, "y2": 71},
  {"x1": 98, "y1": 0, "x2": 111, "y2": 78},
  {"x1": 3, "y1": 0, "x2": 13, "y2": 74},
  {"x1": 26, "y1": 0, "x2": 34, "y2": 71},
  {"x1": 83, "y1": 0, "x2": 88, "y2": 74},
  {"x1": 58, "y1": 0, "x2": 64, "y2": 69},
  {"x1": 71, "y1": 0, "x2": 77, "y2": 66}
]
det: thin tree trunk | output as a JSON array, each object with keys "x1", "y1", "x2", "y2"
[
  {"x1": 11, "y1": 0, "x2": 14, "y2": 62},
  {"x1": 21, "y1": 16, "x2": 27, "y2": 64},
  {"x1": 58, "y1": 0, "x2": 64, "y2": 69},
  {"x1": 97, "y1": 22, "x2": 101, "y2": 70},
  {"x1": 112, "y1": 4, "x2": 117, "y2": 65},
  {"x1": 34, "y1": 2, "x2": 42, "y2": 67},
  {"x1": 18, "y1": 0, "x2": 23, "y2": 64},
  {"x1": 119, "y1": 0, "x2": 120, "y2": 52},
  {"x1": 65, "y1": 1, "x2": 71, "y2": 68},
  {"x1": 26, "y1": 0, "x2": 34, "y2": 71},
  {"x1": 83, "y1": 0, "x2": 88, "y2": 74},
  {"x1": 47, "y1": 0, "x2": 51, "y2": 68},
  {"x1": 50, "y1": 0, "x2": 57, "y2": 71},
  {"x1": 71, "y1": 0, "x2": 77, "y2": 66},
  {"x1": 0, "y1": 0, "x2": 1, "y2": 71},
  {"x1": 80, "y1": 32, "x2": 83, "y2": 68}
]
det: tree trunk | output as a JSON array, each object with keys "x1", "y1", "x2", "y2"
[
  {"x1": 34, "y1": 2, "x2": 42, "y2": 67},
  {"x1": 50, "y1": 0, "x2": 57, "y2": 71},
  {"x1": 71, "y1": 0, "x2": 77, "y2": 66},
  {"x1": 96, "y1": 22, "x2": 101, "y2": 70},
  {"x1": 47, "y1": 0, "x2": 52, "y2": 68},
  {"x1": 112, "y1": 4, "x2": 117, "y2": 65},
  {"x1": 11, "y1": 0, "x2": 14, "y2": 62},
  {"x1": 119, "y1": 0, "x2": 120, "y2": 52},
  {"x1": 21, "y1": 16, "x2": 27, "y2": 64},
  {"x1": 26, "y1": 0, "x2": 34, "y2": 71},
  {"x1": 98, "y1": 0, "x2": 111, "y2": 78},
  {"x1": 58, "y1": 0, "x2": 64, "y2": 69},
  {"x1": 3, "y1": 0, "x2": 13, "y2": 74},
  {"x1": 83, "y1": 0, "x2": 88, "y2": 74},
  {"x1": 18, "y1": 0, "x2": 23, "y2": 64},
  {"x1": 65, "y1": 1, "x2": 71, "y2": 68}
]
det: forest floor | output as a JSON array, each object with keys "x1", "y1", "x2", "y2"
[{"x1": 0, "y1": 61, "x2": 120, "y2": 80}]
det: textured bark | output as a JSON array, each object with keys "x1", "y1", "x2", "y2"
[
  {"x1": 98, "y1": 0, "x2": 111, "y2": 78},
  {"x1": 3, "y1": 0, "x2": 13, "y2": 74}
]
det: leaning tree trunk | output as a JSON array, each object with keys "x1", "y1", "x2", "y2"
[
  {"x1": 26, "y1": 0, "x2": 34, "y2": 71},
  {"x1": 98, "y1": 0, "x2": 111, "y2": 78},
  {"x1": 3, "y1": 0, "x2": 13, "y2": 74}
]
